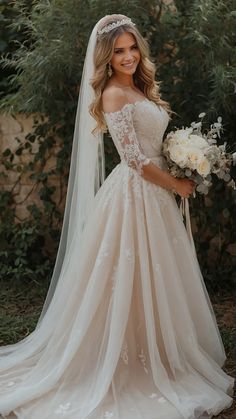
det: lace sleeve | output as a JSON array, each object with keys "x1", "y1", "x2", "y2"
[{"x1": 104, "y1": 104, "x2": 151, "y2": 176}]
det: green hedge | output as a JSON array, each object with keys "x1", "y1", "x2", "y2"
[{"x1": 0, "y1": 0, "x2": 235, "y2": 290}]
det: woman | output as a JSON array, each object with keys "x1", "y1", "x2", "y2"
[{"x1": 0, "y1": 14, "x2": 234, "y2": 419}]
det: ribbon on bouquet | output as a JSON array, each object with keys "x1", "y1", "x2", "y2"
[{"x1": 180, "y1": 198, "x2": 195, "y2": 251}]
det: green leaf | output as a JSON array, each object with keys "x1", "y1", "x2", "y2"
[
  {"x1": 2, "y1": 148, "x2": 11, "y2": 157},
  {"x1": 15, "y1": 147, "x2": 23, "y2": 156}
]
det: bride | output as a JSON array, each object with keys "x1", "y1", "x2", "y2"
[{"x1": 0, "y1": 14, "x2": 234, "y2": 419}]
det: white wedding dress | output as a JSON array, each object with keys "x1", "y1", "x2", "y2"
[{"x1": 0, "y1": 98, "x2": 234, "y2": 419}]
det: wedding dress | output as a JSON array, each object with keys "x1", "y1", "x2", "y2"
[{"x1": 0, "y1": 98, "x2": 234, "y2": 419}]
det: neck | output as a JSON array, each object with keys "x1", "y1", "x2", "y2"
[{"x1": 111, "y1": 73, "x2": 135, "y2": 88}]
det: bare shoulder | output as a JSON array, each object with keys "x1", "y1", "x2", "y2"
[{"x1": 102, "y1": 86, "x2": 128, "y2": 113}]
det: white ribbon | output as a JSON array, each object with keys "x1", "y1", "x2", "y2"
[{"x1": 180, "y1": 198, "x2": 195, "y2": 250}]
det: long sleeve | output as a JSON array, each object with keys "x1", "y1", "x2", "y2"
[{"x1": 104, "y1": 104, "x2": 151, "y2": 176}]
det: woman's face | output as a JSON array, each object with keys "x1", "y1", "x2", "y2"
[{"x1": 110, "y1": 32, "x2": 141, "y2": 76}]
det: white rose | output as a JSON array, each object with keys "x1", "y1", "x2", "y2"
[
  {"x1": 173, "y1": 128, "x2": 192, "y2": 143},
  {"x1": 169, "y1": 144, "x2": 188, "y2": 167},
  {"x1": 197, "y1": 158, "x2": 211, "y2": 177},
  {"x1": 187, "y1": 148, "x2": 205, "y2": 170},
  {"x1": 176, "y1": 128, "x2": 192, "y2": 138},
  {"x1": 188, "y1": 134, "x2": 209, "y2": 149}
]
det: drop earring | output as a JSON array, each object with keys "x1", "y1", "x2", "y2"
[{"x1": 107, "y1": 63, "x2": 113, "y2": 78}]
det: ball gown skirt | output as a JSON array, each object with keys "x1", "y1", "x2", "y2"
[{"x1": 0, "y1": 99, "x2": 234, "y2": 419}]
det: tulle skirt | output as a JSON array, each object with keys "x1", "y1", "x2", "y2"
[{"x1": 0, "y1": 159, "x2": 234, "y2": 418}]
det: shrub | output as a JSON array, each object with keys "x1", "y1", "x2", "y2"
[{"x1": 0, "y1": 0, "x2": 235, "y2": 289}]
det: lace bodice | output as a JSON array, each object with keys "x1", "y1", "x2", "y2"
[{"x1": 103, "y1": 98, "x2": 170, "y2": 175}]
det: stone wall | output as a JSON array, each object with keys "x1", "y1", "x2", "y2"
[{"x1": 0, "y1": 114, "x2": 63, "y2": 221}]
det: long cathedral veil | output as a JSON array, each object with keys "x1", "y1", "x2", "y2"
[
  {"x1": 37, "y1": 18, "x2": 106, "y2": 322},
  {"x1": 0, "y1": 17, "x2": 106, "y2": 352}
]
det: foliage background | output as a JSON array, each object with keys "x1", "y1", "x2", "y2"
[{"x1": 0, "y1": 0, "x2": 236, "y2": 291}]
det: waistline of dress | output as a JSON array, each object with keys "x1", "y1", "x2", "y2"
[
  {"x1": 119, "y1": 155, "x2": 168, "y2": 171},
  {"x1": 149, "y1": 155, "x2": 165, "y2": 163},
  {"x1": 149, "y1": 155, "x2": 168, "y2": 170}
]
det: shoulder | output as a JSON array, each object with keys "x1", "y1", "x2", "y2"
[{"x1": 102, "y1": 86, "x2": 129, "y2": 113}]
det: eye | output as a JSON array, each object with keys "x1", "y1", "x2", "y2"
[
  {"x1": 131, "y1": 45, "x2": 138, "y2": 50},
  {"x1": 114, "y1": 49, "x2": 123, "y2": 54}
]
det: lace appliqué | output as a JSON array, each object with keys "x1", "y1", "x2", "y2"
[
  {"x1": 148, "y1": 393, "x2": 167, "y2": 403},
  {"x1": 123, "y1": 143, "x2": 150, "y2": 175},
  {"x1": 96, "y1": 241, "x2": 109, "y2": 267},
  {"x1": 149, "y1": 393, "x2": 157, "y2": 398},
  {"x1": 120, "y1": 341, "x2": 129, "y2": 364},
  {"x1": 154, "y1": 263, "x2": 161, "y2": 273},
  {"x1": 158, "y1": 397, "x2": 167, "y2": 403},
  {"x1": 138, "y1": 348, "x2": 149, "y2": 374},
  {"x1": 100, "y1": 165, "x2": 120, "y2": 211},
  {"x1": 121, "y1": 172, "x2": 132, "y2": 214},
  {"x1": 100, "y1": 160, "x2": 171, "y2": 216},
  {"x1": 125, "y1": 248, "x2": 133, "y2": 262},
  {"x1": 111, "y1": 264, "x2": 118, "y2": 291},
  {"x1": 54, "y1": 402, "x2": 71, "y2": 416},
  {"x1": 145, "y1": 180, "x2": 171, "y2": 208},
  {"x1": 111, "y1": 249, "x2": 132, "y2": 293},
  {"x1": 104, "y1": 105, "x2": 150, "y2": 176},
  {"x1": 121, "y1": 165, "x2": 145, "y2": 215},
  {"x1": 104, "y1": 411, "x2": 114, "y2": 418},
  {"x1": 172, "y1": 234, "x2": 186, "y2": 246}
]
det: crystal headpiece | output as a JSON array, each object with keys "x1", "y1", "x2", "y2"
[{"x1": 97, "y1": 18, "x2": 135, "y2": 35}]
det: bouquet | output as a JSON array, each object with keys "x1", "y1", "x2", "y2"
[{"x1": 163, "y1": 113, "x2": 235, "y2": 195}]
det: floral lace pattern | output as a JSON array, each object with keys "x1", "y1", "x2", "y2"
[
  {"x1": 148, "y1": 393, "x2": 167, "y2": 403},
  {"x1": 96, "y1": 241, "x2": 109, "y2": 267},
  {"x1": 149, "y1": 392, "x2": 157, "y2": 398},
  {"x1": 104, "y1": 105, "x2": 151, "y2": 176},
  {"x1": 120, "y1": 341, "x2": 129, "y2": 365},
  {"x1": 125, "y1": 248, "x2": 133, "y2": 262},
  {"x1": 138, "y1": 348, "x2": 149, "y2": 374},
  {"x1": 111, "y1": 264, "x2": 118, "y2": 291},
  {"x1": 158, "y1": 397, "x2": 167, "y2": 403},
  {"x1": 100, "y1": 164, "x2": 172, "y2": 216},
  {"x1": 154, "y1": 263, "x2": 161, "y2": 273},
  {"x1": 54, "y1": 402, "x2": 71, "y2": 416},
  {"x1": 104, "y1": 411, "x2": 114, "y2": 418}
]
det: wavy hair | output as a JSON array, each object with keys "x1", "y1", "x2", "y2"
[{"x1": 90, "y1": 15, "x2": 172, "y2": 133}]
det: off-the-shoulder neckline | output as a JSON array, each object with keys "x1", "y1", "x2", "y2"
[{"x1": 102, "y1": 98, "x2": 149, "y2": 115}]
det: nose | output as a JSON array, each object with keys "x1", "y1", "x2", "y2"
[{"x1": 124, "y1": 50, "x2": 133, "y2": 61}]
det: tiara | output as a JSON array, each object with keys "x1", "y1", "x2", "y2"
[{"x1": 97, "y1": 18, "x2": 135, "y2": 35}]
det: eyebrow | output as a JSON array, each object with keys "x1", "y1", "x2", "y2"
[{"x1": 114, "y1": 42, "x2": 137, "y2": 50}]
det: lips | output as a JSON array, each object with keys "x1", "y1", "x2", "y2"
[{"x1": 121, "y1": 61, "x2": 135, "y2": 68}]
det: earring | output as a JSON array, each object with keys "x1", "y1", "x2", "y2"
[{"x1": 107, "y1": 63, "x2": 113, "y2": 78}]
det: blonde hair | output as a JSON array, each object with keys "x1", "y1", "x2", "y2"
[{"x1": 90, "y1": 15, "x2": 172, "y2": 132}]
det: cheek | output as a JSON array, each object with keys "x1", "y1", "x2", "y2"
[
  {"x1": 135, "y1": 50, "x2": 141, "y2": 62},
  {"x1": 110, "y1": 55, "x2": 121, "y2": 67}
]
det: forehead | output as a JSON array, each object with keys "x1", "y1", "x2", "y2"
[{"x1": 114, "y1": 32, "x2": 137, "y2": 48}]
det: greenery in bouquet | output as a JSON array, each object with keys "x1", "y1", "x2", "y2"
[{"x1": 162, "y1": 113, "x2": 236, "y2": 195}]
